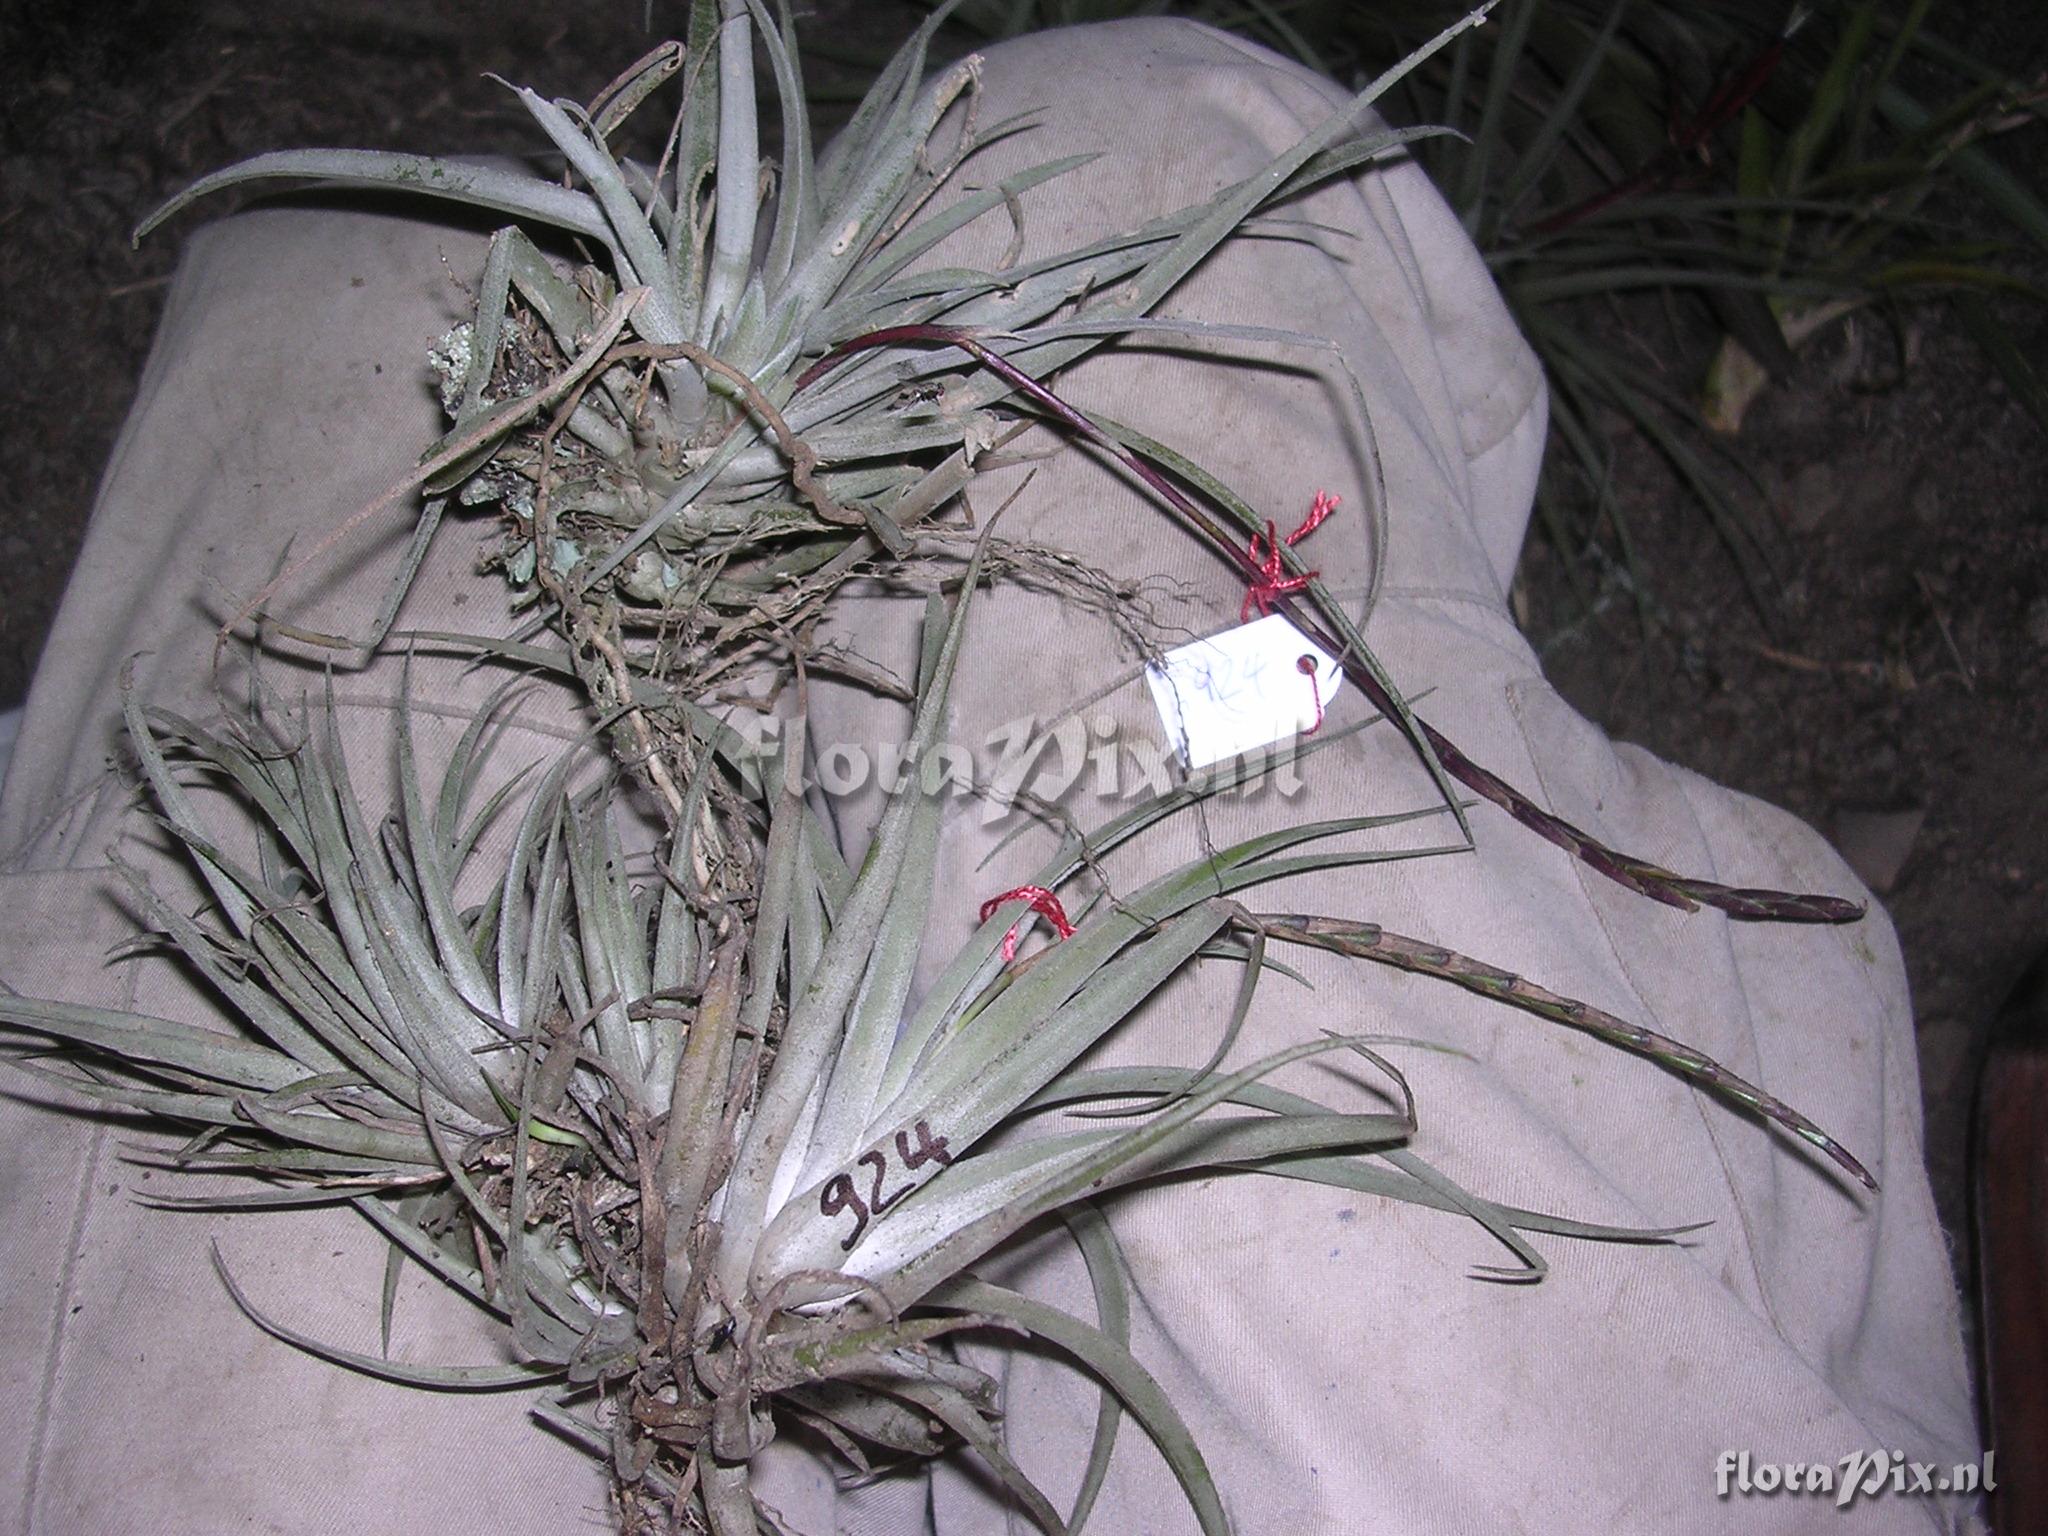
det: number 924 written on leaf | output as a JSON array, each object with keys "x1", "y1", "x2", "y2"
[{"x1": 819, "y1": 1120, "x2": 954, "y2": 1252}]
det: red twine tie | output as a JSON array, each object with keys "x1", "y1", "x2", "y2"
[
  {"x1": 1296, "y1": 654, "x2": 1325, "y2": 735},
  {"x1": 978, "y1": 885, "x2": 1077, "y2": 964},
  {"x1": 1240, "y1": 490, "x2": 1340, "y2": 622}
]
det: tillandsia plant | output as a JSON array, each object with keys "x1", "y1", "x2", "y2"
[
  {"x1": 1, "y1": 4, "x2": 1888, "y2": 1534},
  {"x1": 132, "y1": 0, "x2": 1858, "y2": 925},
  {"x1": 0, "y1": 599, "x2": 1872, "y2": 1536},
  {"x1": 137, "y1": 0, "x2": 1458, "y2": 756}
]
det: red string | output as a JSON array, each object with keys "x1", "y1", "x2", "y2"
[
  {"x1": 978, "y1": 885, "x2": 1077, "y2": 964},
  {"x1": 1241, "y1": 491, "x2": 1340, "y2": 621},
  {"x1": 1297, "y1": 655, "x2": 1324, "y2": 735}
]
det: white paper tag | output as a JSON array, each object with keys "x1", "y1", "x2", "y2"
[{"x1": 1144, "y1": 614, "x2": 1343, "y2": 770}]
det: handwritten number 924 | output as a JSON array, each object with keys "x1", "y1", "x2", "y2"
[{"x1": 819, "y1": 1120, "x2": 954, "y2": 1252}]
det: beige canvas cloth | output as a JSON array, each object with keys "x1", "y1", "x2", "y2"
[{"x1": 0, "y1": 19, "x2": 1978, "y2": 1535}]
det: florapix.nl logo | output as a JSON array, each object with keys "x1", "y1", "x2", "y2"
[{"x1": 1715, "y1": 1449, "x2": 1996, "y2": 1510}]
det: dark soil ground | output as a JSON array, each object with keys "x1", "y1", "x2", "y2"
[{"x1": 3, "y1": 0, "x2": 2043, "y2": 1359}]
